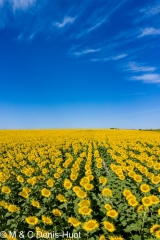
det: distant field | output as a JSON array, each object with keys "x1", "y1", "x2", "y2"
[{"x1": 0, "y1": 130, "x2": 160, "y2": 240}]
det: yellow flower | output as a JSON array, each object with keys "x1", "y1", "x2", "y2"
[
  {"x1": 75, "y1": 190, "x2": 87, "y2": 199},
  {"x1": 83, "y1": 220, "x2": 99, "y2": 232},
  {"x1": 42, "y1": 168, "x2": 49, "y2": 175},
  {"x1": 107, "y1": 209, "x2": 118, "y2": 218},
  {"x1": 158, "y1": 209, "x2": 160, "y2": 215},
  {"x1": 31, "y1": 199, "x2": 40, "y2": 208},
  {"x1": 150, "y1": 195, "x2": 159, "y2": 205},
  {"x1": 0, "y1": 200, "x2": 8, "y2": 209},
  {"x1": 78, "y1": 200, "x2": 90, "y2": 207},
  {"x1": 137, "y1": 205, "x2": 145, "y2": 213},
  {"x1": 140, "y1": 184, "x2": 150, "y2": 193},
  {"x1": 104, "y1": 203, "x2": 112, "y2": 210},
  {"x1": 156, "y1": 230, "x2": 160, "y2": 238},
  {"x1": 99, "y1": 176, "x2": 107, "y2": 185},
  {"x1": 142, "y1": 196, "x2": 152, "y2": 207},
  {"x1": 96, "y1": 163, "x2": 102, "y2": 168},
  {"x1": 64, "y1": 179, "x2": 72, "y2": 189},
  {"x1": 8, "y1": 204, "x2": 20, "y2": 213},
  {"x1": 72, "y1": 186, "x2": 81, "y2": 192},
  {"x1": 80, "y1": 177, "x2": 89, "y2": 186},
  {"x1": 78, "y1": 206, "x2": 92, "y2": 215},
  {"x1": 83, "y1": 183, "x2": 94, "y2": 191},
  {"x1": 150, "y1": 224, "x2": 160, "y2": 235},
  {"x1": 128, "y1": 198, "x2": 138, "y2": 207},
  {"x1": 42, "y1": 215, "x2": 53, "y2": 225},
  {"x1": 56, "y1": 194, "x2": 67, "y2": 202},
  {"x1": 102, "y1": 188, "x2": 112, "y2": 197},
  {"x1": 123, "y1": 189, "x2": 131, "y2": 197},
  {"x1": 46, "y1": 178, "x2": 55, "y2": 188},
  {"x1": 19, "y1": 191, "x2": 29, "y2": 198},
  {"x1": 41, "y1": 188, "x2": 51, "y2": 198},
  {"x1": 52, "y1": 209, "x2": 62, "y2": 217},
  {"x1": 134, "y1": 175, "x2": 142, "y2": 183},
  {"x1": 70, "y1": 173, "x2": 77, "y2": 181},
  {"x1": 2, "y1": 186, "x2": 11, "y2": 194},
  {"x1": 99, "y1": 235, "x2": 106, "y2": 240},
  {"x1": 54, "y1": 173, "x2": 60, "y2": 179},
  {"x1": 26, "y1": 216, "x2": 38, "y2": 225},
  {"x1": 17, "y1": 175, "x2": 24, "y2": 183},
  {"x1": 27, "y1": 178, "x2": 36, "y2": 186},
  {"x1": 103, "y1": 221, "x2": 115, "y2": 232},
  {"x1": 151, "y1": 176, "x2": 160, "y2": 184},
  {"x1": 22, "y1": 187, "x2": 31, "y2": 193},
  {"x1": 68, "y1": 217, "x2": 81, "y2": 227}
]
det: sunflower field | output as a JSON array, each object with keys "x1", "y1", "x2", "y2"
[{"x1": 0, "y1": 129, "x2": 160, "y2": 240}]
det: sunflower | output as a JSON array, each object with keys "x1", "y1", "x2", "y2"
[
  {"x1": 150, "y1": 224, "x2": 160, "y2": 235},
  {"x1": 78, "y1": 206, "x2": 92, "y2": 215},
  {"x1": 8, "y1": 204, "x2": 20, "y2": 213},
  {"x1": 96, "y1": 163, "x2": 102, "y2": 169},
  {"x1": 70, "y1": 174, "x2": 77, "y2": 181},
  {"x1": 104, "y1": 203, "x2": 112, "y2": 210},
  {"x1": 83, "y1": 183, "x2": 94, "y2": 191},
  {"x1": 52, "y1": 209, "x2": 62, "y2": 217},
  {"x1": 31, "y1": 199, "x2": 40, "y2": 209},
  {"x1": 142, "y1": 196, "x2": 152, "y2": 207},
  {"x1": 99, "y1": 176, "x2": 107, "y2": 185},
  {"x1": 78, "y1": 199, "x2": 90, "y2": 207},
  {"x1": 72, "y1": 186, "x2": 81, "y2": 193},
  {"x1": 134, "y1": 175, "x2": 142, "y2": 183},
  {"x1": 156, "y1": 230, "x2": 160, "y2": 238},
  {"x1": 54, "y1": 173, "x2": 60, "y2": 179},
  {"x1": 17, "y1": 175, "x2": 24, "y2": 183},
  {"x1": 56, "y1": 194, "x2": 67, "y2": 202},
  {"x1": 126, "y1": 194, "x2": 136, "y2": 201},
  {"x1": 80, "y1": 177, "x2": 89, "y2": 186},
  {"x1": 82, "y1": 220, "x2": 99, "y2": 232},
  {"x1": 75, "y1": 190, "x2": 87, "y2": 199},
  {"x1": 150, "y1": 195, "x2": 159, "y2": 205},
  {"x1": 64, "y1": 179, "x2": 72, "y2": 189},
  {"x1": 107, "y1": 209, "x2": 118, "y2": 218},
  {"x1": 19, "y1": 191, "x2": 29, "y2": 199},
  {"x1": 128, "y1": 198, "x2": 138, "y2": 207},
  {"x1": 26, "y1": 216, "x2": 38, "y2": 225},
  {"x1": 102, "y1": 188, "x2": 112, "y2": 197},
  {"x1": 41, "y1": 188, "x2": 51, "y2": 198},
  {"x1": 123, "y1": 189, "x2": 131, "y2": 197},
  {"x1": 88, "y1": 174, "x2": 94, "y2": 180},
  {"x1": 42, "y1": 215, "x2": 53, "y2": 225},
  {"x1": 0, "y1": 200, "x2": 8, "y2": 209},
  {"x1": 119, "y1": 175, "x2": 125, "y2": 180},
  {"x1": 158, "y1": 209, "x2": 160, "y2": 215},
  {"x1": 140, "y1": 184, "x2": 150, "y2": 193},
  {"x1": 151, "y1": 176, "x2": 160, "y2": 184},
  {"x1": 103, "y1": 221, "x2": 115, "y2": 232},
  {"x1": 23, "y1": 187, "x2": 31, "y2": 193},
  {"x1": 1, "y1": 186, "x2": 11, "y2": 194},
  {"x1": 68, "y1": 217, "x2": 81, "y2": 227},
  {"x1": 137, "y1": 205, "x2": 145, "y2": 213},
  {"x1": 99, "y1": 235, "x2": 106, "y2": 240},
  {"x1": 46, "y1": 178, "x2": 55, "y2": 188}
]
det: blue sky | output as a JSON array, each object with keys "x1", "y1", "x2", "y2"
[{"x1": 0, "y1": 0, "x2": 160, "y2": 129}]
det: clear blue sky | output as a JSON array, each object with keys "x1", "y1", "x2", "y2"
[{"x1": 0, "y1": 0, "x2": 160, "y2": 129}]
